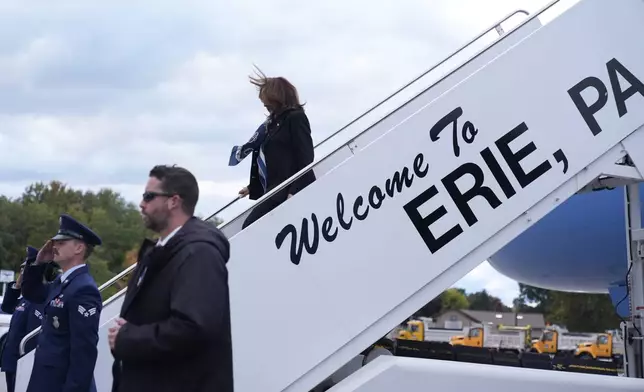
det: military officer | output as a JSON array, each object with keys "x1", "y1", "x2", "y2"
[
  {"x1": 0, "y1": 246, "x2": 55, "y2": 392},
  {"x1": 21, "y1": 214, "x2": 103, "y2": 392}
]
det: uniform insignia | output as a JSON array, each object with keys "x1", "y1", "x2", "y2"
[
  {"x1": 78, "y1": 305, "x2": 97, "y2": 317},
  {"x1": 34, "y1": 310, "x2": 43, "y2": 320},
  {"x1": 50, "y1": 297, "x2": 64, "y2": 308},
  {"x1": 52, "y1": 316, "x2": 60, "y2": 329},
  {"x1": 16, "y1": 302, "x2": 26, "y2": 312}
]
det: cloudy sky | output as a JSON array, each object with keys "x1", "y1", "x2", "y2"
[{"x1": 0, "y1": 0, "x2": 580, "y2": 305}]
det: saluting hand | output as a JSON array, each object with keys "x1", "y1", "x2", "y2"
[
  {"x1": 35, "y1": 241, "x2": 54, "y2": 265},
  {"x1": 108, "y1": 317, "x2": 127, "y2": 350}
]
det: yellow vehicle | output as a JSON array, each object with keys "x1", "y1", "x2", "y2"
[
  {"x1": 397, "y1": 319, "x2": 466, "y2": 342},
  {"x1": 575, "y1": 332, "x2": 624, "y2": 362},
  {"x1": 450, "y1": 326, "x2": 483, "y2": 347},
  {"x1": 531, "y1": 327, "x2": 598, "y2": 354},
  {"x1": 450, "y1": 324, "x2": 529, "y2": 352},
  {"x1": 397, "y1": 320, "x2": 424, "y2": 341}
]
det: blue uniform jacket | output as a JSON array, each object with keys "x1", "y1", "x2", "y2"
[
  {"x1": 0, "y1": 283, "x2": 44, "y2": 372},
  {"x1": 21, "y1": 263, "x2": 102, "y2": 392}
]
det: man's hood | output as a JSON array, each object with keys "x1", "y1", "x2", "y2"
[{"x1": 168, "y1": 217, "x2": 230, "y2": 263}]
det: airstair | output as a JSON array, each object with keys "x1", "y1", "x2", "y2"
[{"x1": 13, "y1": 0, "x2": 644, "y2": 391}]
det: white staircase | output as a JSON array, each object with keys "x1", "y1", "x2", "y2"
[{"x1": 14, "y1": 0, "x2": 644, "y2": 391}]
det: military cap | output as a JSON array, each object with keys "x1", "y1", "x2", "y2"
[
  {"x1": 21, "y1": 245, "x2": 39, "y2": 266},
  {"x1": 51, "y1": 214, "x2": 102, "y2": 246}
]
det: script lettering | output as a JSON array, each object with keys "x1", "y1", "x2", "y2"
[
  {"x1": 275, "y1": 153, "x2": 429, "y2": 265},
  {"x1": 429, "y1": 107, "x2": 479, "y2": 157},
  {"x1": 274, "y1": 216, "x2": 320, "y2": 266}
]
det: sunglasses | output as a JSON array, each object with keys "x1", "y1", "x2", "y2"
[{"x1": 142, "y1": 191, "x2": 176, "y2": 202}]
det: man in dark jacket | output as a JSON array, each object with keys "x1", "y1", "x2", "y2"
[{"x1": 109, "y1": 164, "x2": 233, "y2": 392}]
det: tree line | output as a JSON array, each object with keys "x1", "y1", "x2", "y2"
[
  {"x1": 413, "y1": 288, "x2": 511, "y2": 318},
  {"x1": 413, "y1": 284, "x2": 622, "y2": 332},
  {"x1": 0, "y1": 181, "x2": 221, "y2": 300},
  {"x1": 514, "y1": 283, "x2": 622, "y2": 332}
]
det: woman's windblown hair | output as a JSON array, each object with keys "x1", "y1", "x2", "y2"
[{"x1": 249, "y1": 65, "x2": 304, "y2": 113}]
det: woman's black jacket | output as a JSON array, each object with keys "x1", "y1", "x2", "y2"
[{"x1": 247, "y1": 107, "x2": 316, "y2": 200}]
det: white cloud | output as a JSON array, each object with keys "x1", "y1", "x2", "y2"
[
  {"x1": 453, "y1": 261, "x2": 521, "y2": 307},
  {"x1": 0, "y1": 0, "x2": 574, "y2": 302}
]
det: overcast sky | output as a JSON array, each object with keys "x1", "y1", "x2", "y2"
[{"x1": 0, "y1": 0, "x2": 580, "y2": 306}]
